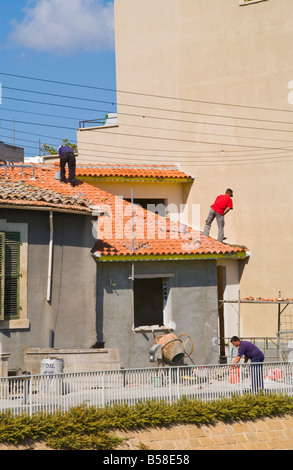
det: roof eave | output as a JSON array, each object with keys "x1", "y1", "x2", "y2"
[
  {"x1": 0, "y1": 202, "x2": 92, "y2": 215},
  {"x1": 91, "y1": 252, "x2": 248, "y2": 262},
  {"x1": 76, "y1": 176, "x2": 194, "y2": 184}
]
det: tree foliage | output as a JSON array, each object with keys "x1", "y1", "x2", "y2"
[{"x1": 40, "y1": 139, "x2": 78, "y2": 156}]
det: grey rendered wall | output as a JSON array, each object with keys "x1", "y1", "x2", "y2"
[
  {"x1": 96, "y1": 259, "x2": 219, "y2": 369},
  {"x1": 0, "y1": 209, "x2": 97, "y2": 372},
  {"x1": 49, "y1": 212, "x2": 97, "y2": 351},
  {"x1": 0, "y1": 142, "x2": 24, "y2": 162}
]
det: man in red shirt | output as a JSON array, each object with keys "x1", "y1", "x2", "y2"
[{"x1": 203, "y1": 189, "x2": 233, "y2": 242}]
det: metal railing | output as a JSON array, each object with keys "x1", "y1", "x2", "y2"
[
  {"x1": 79, "y1": 114, "x2": 117, "y2": 129},
  {"x1": 1, "y1": 361, "x2": 292, "y2": 417},
  {"x1": 0, "y1": 162, "x2": 37, "y2": 180}
]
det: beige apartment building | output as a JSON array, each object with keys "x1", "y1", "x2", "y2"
[{"x1": 77, "y1": 0, "x2": 293, "y2": 342}]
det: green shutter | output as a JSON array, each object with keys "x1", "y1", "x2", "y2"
[
  {"x1": 4, "y1": 233, "x2": 20, "y2": 319},
  {"x1": 0, "y1": 233, "x2": 4, "y2": 320}
]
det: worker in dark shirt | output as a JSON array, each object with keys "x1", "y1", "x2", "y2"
[
  {"x1": 231, "y1": 336, "x2": 264, "y2": 393},
  {"x1": 58, "y1": 144, "x2": 76, "y2": 187},
  {"x1": 203, "y1": 189, "x2": 233, "y2": 242}
]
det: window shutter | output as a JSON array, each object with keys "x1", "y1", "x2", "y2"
[
  {"x1": 0, "y1": 233, "x2": 4, "y2": 320},
  {"x1": 4, "y1": 233, "x2": 20, "y2": 319}
]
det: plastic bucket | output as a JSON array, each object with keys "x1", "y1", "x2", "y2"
[{"x1": 230, "y1": 367, "x2": 240, "y2": 384}]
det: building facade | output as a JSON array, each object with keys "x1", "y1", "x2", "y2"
[
  {"x1": 77, "y1": 0, "x2": 293, "y2": 339},
  {"x1": 0, "y1": 164, "x2": 247, "y2": 372}
]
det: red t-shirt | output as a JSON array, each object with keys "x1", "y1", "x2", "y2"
[{"x1": 211, "y1": 194, "x2": 233, "y2": 216}]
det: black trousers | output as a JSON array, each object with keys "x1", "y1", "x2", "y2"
[{"x1": 60, "y1": 153, "x2": 76, "y2": 184}]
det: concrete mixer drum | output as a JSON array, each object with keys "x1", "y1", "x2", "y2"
[{"x1": 155, "y1": 333, "x2": 194, "y2": 365}]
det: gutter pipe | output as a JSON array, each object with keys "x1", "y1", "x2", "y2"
[{"x1": 46, "y1": 211, "x2": 53, "y2": 303}]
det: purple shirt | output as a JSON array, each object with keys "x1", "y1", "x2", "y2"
[
  {"x1": 237, "y1": 341, "x2": 264, "y2": 361},
  {"x1": 58, "y1": 145, "x2": 74, "y2": 157}
]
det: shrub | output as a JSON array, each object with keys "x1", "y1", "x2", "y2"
[{"x1": 0, "y1": 394, "x2": 292, "y2": 450}]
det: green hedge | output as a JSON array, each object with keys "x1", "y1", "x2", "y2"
[{"x1": 0, "y1": 394, "x2": 292, "y2": 450}]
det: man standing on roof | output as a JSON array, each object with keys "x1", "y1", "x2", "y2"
[
  {"x1": 58, "y1": 143, "x2": 76, "y2": 187},
  {"x1": 203, "y1": 188, "x2": 233, "y2": 243}
]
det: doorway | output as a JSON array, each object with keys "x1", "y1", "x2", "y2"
[{"x1": 133, "y1": 277, "x2": 164, "y2": 328}]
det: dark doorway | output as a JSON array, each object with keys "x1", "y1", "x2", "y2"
[{"x1": 134, "y1": 278, "x2": 164, "y2": 328}]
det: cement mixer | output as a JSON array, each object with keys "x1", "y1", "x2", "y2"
[{"x1": 149, "y1": 333, "x2": 194, "y2": 365}]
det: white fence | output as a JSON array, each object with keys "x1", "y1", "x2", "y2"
[{"x1": 0, "y1": 362, "x2": 292, "y2": 417}]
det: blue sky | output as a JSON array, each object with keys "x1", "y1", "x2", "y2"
[{"x1": 0, "y1": 0, "x2": 116, "y2": 157}]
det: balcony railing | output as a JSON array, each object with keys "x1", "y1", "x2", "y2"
[{"x1": 79, "y1": 113, "x2": 117, "y2": 129}]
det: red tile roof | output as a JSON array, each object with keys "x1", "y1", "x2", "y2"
[
  {"x1": 0, "y1": 163, "x2": 247, "y2": 259},
  {"x1": 0, "y1": 164, "x2": 97, "y2": 212},
  {"x1": 73, "y1": 163, "x2": 194, "y2": 181}
]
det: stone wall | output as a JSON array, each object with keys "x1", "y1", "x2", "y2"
[
  {"x1": 0, "y1": 415, "x2": 291, "y2": 450},
  {"x1": 115, "y1": 415, "x2": 293, "y2": 451}
]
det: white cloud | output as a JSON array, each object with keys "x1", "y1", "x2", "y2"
[{"x1": 9, "y1": 0, "x2": 115, "y2": 54}]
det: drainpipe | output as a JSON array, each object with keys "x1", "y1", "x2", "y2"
[
  {"x1": 131, "y1": 188, "x2": 135, "y2": 281},
  {"x1": 47, "y1": 211, "x2": 53, "y2": 303}
]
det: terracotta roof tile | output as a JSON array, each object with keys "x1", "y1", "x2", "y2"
[
  {"x1": 0, "y1": 180, "x2": 93, "y2": 211},
  {"x1": 73, "y1": 163, "x2": 194, "y2": 180},
  {"x1": 0, "y1": 163, "x2": 111, "y2": 213},
  {"x1": 0, "y1": 163, "x2": 247, "y2": 259}
]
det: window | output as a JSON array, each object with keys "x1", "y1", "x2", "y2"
[
  {"x1": 0, "y1": 220, "x2": 28, "y2": 330},
  {"x1": 134, "y1": 277, "x2": 164, "y2": 328},
  {"x1": 125, "y1": 198, "x2": 167, "y2": 216},
  {"x1": 132, "y1": 274, "x2": 175, "y2": 330},
  {"x1": 0, "y1": 232, "x2": 20, "y2": 320}
]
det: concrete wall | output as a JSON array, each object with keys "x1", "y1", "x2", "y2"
[
  {"x1": 77, "y1": 0, "x2": 293, "y2": 338},
  {"x1": 0, "y1": 142, "x2": 24, "y2": 162},
  {"x1": 22, "y1": 348, "x2": 120, "y2": 375},
  {"x1": 0, "y1": 209, "x2": 97, "y2": 372},
  {"x1": 96, "y1": 259, "x2": 219, "y2": 368}
]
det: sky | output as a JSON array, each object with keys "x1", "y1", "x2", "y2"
[{"x1": 0, "y1": 0, "x2": 117, "y2": 158}]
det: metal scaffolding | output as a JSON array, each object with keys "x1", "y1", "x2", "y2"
[{"x1": 219, "y1": 291, "x2": 293, "y2": 361}]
